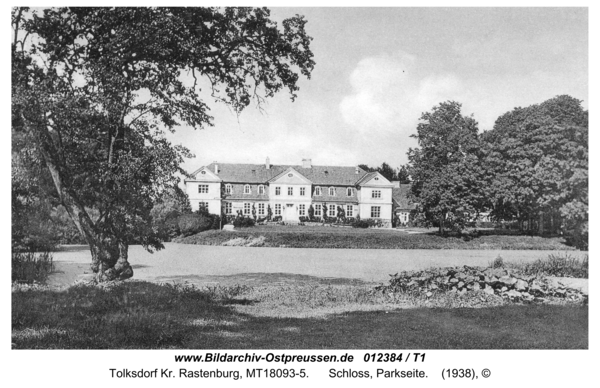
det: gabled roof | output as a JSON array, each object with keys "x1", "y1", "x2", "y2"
[
  {"x1": 392, "y1": 184, "x2": 416, "y2": 209},
  {"x1": 355, "y1": 171, "x2": 394, "y2": 187},
  {"x1": 268, "y1": 167, "x2": 312, "y2": 184},
  {"x1": 198, "y1": 162, "x2": 369, "y2": 185}
]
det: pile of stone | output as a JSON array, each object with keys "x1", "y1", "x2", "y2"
[{"x1": 378, "y1": 265, "x2": 586, "y2": 303}]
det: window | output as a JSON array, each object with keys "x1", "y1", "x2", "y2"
[
  {"x1": 244, "y1": 203, "x2": 251, "y2": 215},
  {"x1": 346, "y1": 205, "x2": 353, "y2": 217},
  {"x1": 244, "y1": 185, "x2": 251, "y2": 194},
  {"x1": 329, "y1": 187, "x2": 335, "y2": 196},
  {"x1": 328, "y1": 204, "x2": 336, "y2": 217},
  {"x1": 275, "y1": 186, "x2": 281, "y2": 196},
  {"x1": 198, "y1": 184, "x2": 209, "y2": 194},
  {"x1": 288, "y1": 187, "x2": 293, "y2": 196},
  {"x1": 225, "y1": 184, "x2": 232, "y2": 194},
  {"x1": 199, "y1": 202, "x2": 208, "y2": 211},
  {"x1": 275, "y1": 204, "x2": 282, "y2": 216},
  {"x1": 299, "y1": 204, "x2": 306, "y2": 216},
  {"x1": 372, "y1": 190, "x2": 381, "y2": 199},
  {"x1": 225, "y1": 202, "x2": 232, "y2": 214},
  {"x1": 258, "y1": 203, "x2": 265, "y2": 216},
  {"x1": 314, "y1": 204, "x2": 322, "y2": 216},
  {"x1": 346, "y1": 187, "x2": 353, "y2": 196},
  {"x1": 315, "y1": 186, "x2": 322, "y2": 196},
  {"x1": 371, "y1": 206, "x2": 381, "y2": 218},
  {"x1": 258, "y1": 185, "x2": 265, "y2": 195},
  {"x1": 300, "y1": 187, "x2": 306, "y2": 196}
]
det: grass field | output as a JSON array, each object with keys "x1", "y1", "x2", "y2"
[
  {"x1": 12, "y1": 280, "x2": 587, "y2": 349},
  {"x1": 176, "y1": 226, "x2": 574, "y2": 250}
]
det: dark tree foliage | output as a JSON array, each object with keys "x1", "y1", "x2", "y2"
[
  {"x1": 358, "y1": 162, "x2": 401, "y2": 182},
  {"x1": 408, "y1": 101, "x2": 486, "y2": 234},
  {"x1": 12, "y1": 7, "x2": 315, "y2": 281},
  {"x1": 482, "y1": 95, "x2": 588, "y2": 247}
]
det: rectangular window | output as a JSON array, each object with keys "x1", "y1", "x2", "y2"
[
  {"x1": 198, "y1": 184, "x2": 209, "y2": 194},
  {"x1": 314, "y1": 204, "x2": 322, "y2": 216},
  {"x1": 328, "y1": 204, "x2": 336, "y2": 217},
  {"x1": 315, "y1": 187, "x2": 322, "y2": 196},
  {"x1": 329, "y1": 187, "x2": 335, "y2": 196},
  {"x1": 275, "y1": 186, "x2": 281, "y2": 196},
  {"x1": 288, "y1": 187, "x2": 293, "y2": 196},
  {"x1": 199, "y1": 202, "x2": 208, "y2": 211},
  {"x1": 372, "y1": 190, "x2": 381, "y2": 199},
  {"x1": 346, "y1": 205, "x2": 353, "y2": 217},
  {"x1": 244, "y1": 185, "x2": 251, "y2": 194},
  {"x1": 275, "y1": 204, "x2": 282, "y2": 216},
  {"x1": 258, "y1": 203, "x2": 265, "y2": 215},
  {"x1": 225, "y1": 184, "x2": 232, "y2": 194},
  {"x1": 299, "y1": 204, "x2": 306, "y2": 216},
  {"x1": 225, "y1": 202, "x2": 232, "y2": 214},
  {"x1": 300, "y1": 187, "x2": 306, "y2": 196},
  {"x1": 347, "y1": 187, "x2": 353, "y2": 196},
  {"x1": 258, "y1": 185, "x2": 265, "y2": 195},
  {"x1": 244, "y1": 203, "x2": 251, "y2": 215},
  {"x1": 371, "y1": 206, "x2": 381, "y2": 218}
]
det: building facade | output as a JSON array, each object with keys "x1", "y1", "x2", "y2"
[{"x1": 185, "y1": 158, "x2": 395, "y2": 227}]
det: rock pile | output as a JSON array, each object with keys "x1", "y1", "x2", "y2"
[{"x1": 378, "y1": 265, "x2": 586, "y2": 303}]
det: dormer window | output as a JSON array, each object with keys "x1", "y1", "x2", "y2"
[
  {"x1": 346, "y1": 187, "x2": 353, "y2": 196},
  {"x1": 315, "y1": 186, "x2": 322, "y2": 196},
  {"x1": 200, "y1": 170, "x2": 206, "y2": 175},
  {"x1": 329, "y1": 187, "x2": 335, "y2": 196},
  {"x1": 244, "y1": 185, "x2": 251, "y2": 194},
  {"x1": 258, "y1": 185, "x2": 265, "y2": 195},
  {"x1": 225, "y1": 184, "x2": 232, "y2": 194}
]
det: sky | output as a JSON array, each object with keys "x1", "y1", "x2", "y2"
[
  {"x1": 13, "y1": 7, "x2": 585, "y2": 174},
  {"x1": 26, "y1": 7, "x2": 591, "y2": 174},
  {"x1": 167, "y1": 7, "x2": 588, "y2": 173}
]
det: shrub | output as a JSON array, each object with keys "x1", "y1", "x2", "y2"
[
  {"x1": 491, "y1": 255, "x2": 504, "y2": 268},
  {"x1": 177, "y1": 213, "x2": 213, "y2": 236},
  {"x1": 352, "y1": 217, "x2": 383, "y2": 228},
  {"x1": 233, "y1": 216, "x2": 255, "y2": 228},
  {"x1": 12, "y1": 251, "x2": 54, "y2": 284},
  {"x1": 272, "y1": 216, "x2": 282, "y2": 222},
  {"x1": 511, "y1": 253, "x2": 588, "y2": 278}
]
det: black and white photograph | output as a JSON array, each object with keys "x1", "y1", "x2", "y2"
[{"x1": 8, "y1": 2, "x2": 594, "y2": 386}]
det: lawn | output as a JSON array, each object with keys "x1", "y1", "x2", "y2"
[
  {"x1": 176, "y1": 225, "x2": 574, "y2": 250},
  {"x1": 12, "y1": 280, "x2": 587, "y2": 349}
]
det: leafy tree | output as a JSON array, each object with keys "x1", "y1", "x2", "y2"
[
  {"x1": 407, "y1": 101, "x2": 486, "y2": 234},
  {"x1": 12, "y1": 7, "x2": 315, "y2": 281},
  {"x1": 308, "y1": 204, "x2": 315, "y2": 221},
  {"x1": 150, "y1": 186, "x2": 191, "y2": 240},
  {"x1": 396, "y1": 164, "x2": 410, "y2": 183},
  {"x1": 377, "y1": 162, "x2": 397, "y2": 181},
  {"x1": 482, "y1": 95, "x2": 587, "y2": 246}
]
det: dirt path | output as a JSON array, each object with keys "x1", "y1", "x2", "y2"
[{"x1": 48, "y1": 244, "x2": 587, "y2": 290}]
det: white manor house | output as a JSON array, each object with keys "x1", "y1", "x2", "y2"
[{"x1": 185, "y1": 158, "x2": 408, "y2": 227}]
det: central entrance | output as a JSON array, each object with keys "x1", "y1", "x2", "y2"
[{"x1": 283, "y1": 203, "x2": 298, "y2": 222}]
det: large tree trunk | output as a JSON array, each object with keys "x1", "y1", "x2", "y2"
[
  {"x1": 88, "y1": 236, "x2": 133, "y2": 282},
  {"x1": 28, "y1": 111, "x2": 133, "y2": 282}
]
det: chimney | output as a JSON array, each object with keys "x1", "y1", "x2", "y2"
[
  {"x1": 302, "y1": 158, "x2": 312, "y2": 168},
  {"x1": 213, "y1": 161, "x2": 218, "y2": 174},
  {"x1": 355, "y1": 166, "x2": 359, "y2": 174},
  {"x1": 265, "y1": 157, "x2": 271, "y2": 170}
]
